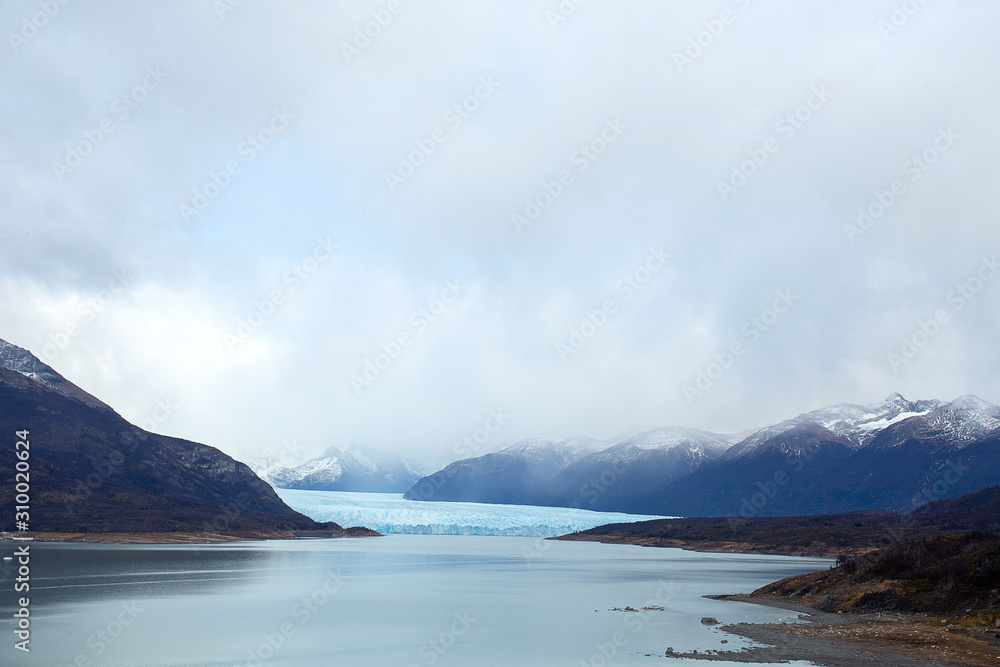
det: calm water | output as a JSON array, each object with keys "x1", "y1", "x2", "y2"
[{"x1": 0, "y1": 536, "x2": 827, "y2": 666}]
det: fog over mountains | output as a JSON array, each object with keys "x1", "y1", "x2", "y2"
[
  {"x1": 254, "y1": 446, "x2": 424, "y2": 493},
  {"x1": 405, "y1": 393, "x2": 1000, "y2": 517},
  {"x1": 0, "y1": 337, "x2": 359, "y2": 535},
  {"x1": 5, "y1": 331, "x2": 998, "y2": 524}
]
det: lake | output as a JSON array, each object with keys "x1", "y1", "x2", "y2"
[{"x1": 0, "y1": 535, "x2": 828, "y2": 666}]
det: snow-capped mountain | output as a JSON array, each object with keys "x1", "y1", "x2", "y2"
[
  {"x1": 867, "y1": 395, "x2": 1000, "y2": 449},
  {"x1": 407, "y1": 394, "x2": 1000, "y2": 517},
  {"x1": 612, "y1": 426, "x2": 733, "y2": 454},
  {"x1": 404, "y1": 428, "x2": 730, "y2": 509},
  {"x1": 494, "y1": 436, "x2": 600, "y2": 466},
  {"x1": 723, "y1": 393, "x2": 945, "y2": 459},
  {"x1": 545, "y1": 427, "x2": 733, "y2": 511},
  {"x1": 263, "y1": 446, "x2": 425, "y2": 493},
  {"x1": 648, "y1": 394, "x2": 1000, "y2": 516},
  {"x1": 403, "y1": 437, "x2": 601, "y2": 505}
]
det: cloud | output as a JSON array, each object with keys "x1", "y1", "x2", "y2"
[{"x1": 1, "y1": 0, "x2": 998, "y2": 464}]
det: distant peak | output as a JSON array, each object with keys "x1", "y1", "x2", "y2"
[{"x1": 320, "y1": 445, "x2": 346, "y2": 458}]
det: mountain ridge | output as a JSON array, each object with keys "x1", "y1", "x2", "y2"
[{"x1": 406, "y1": 393, "x2": 1000, "y2": 517}]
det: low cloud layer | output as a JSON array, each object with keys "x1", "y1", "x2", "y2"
[{"x1": 2, "y1": 0, "x2": 998, "y2": 466}]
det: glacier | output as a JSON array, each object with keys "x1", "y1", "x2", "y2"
[{"x1": 276, "y1": 488, "x2": 668, "y2": 536}]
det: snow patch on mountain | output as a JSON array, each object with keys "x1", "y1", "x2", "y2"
[
  {"x1": 912, "y1": 395, "x2": 1000, "y2": 445},
  {"x1": 499, "y1": 437, "x2": 599, "y2": 462},
  {"x1": 854, "y1": 410, "x2": 932, "y2": 432},
  {"x1": 0, "y1": 337, "x2": 112, "y2": 411},
  {"x1": 580, "y1": 427, "x2": 731, "y2": 468},
  {"x1": 620, "y1": 427, "x2": 731, "y2": 452},
  {"x1": 263, "y1": 445, "x2": 425, "y2": 492},
  {"x1": 1, "y1": 338, "x2": 66, "y2": 389}
]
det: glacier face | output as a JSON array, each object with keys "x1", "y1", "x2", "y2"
[{"x1": 276, "y1": 488, "x2": 668, "y2": 536}]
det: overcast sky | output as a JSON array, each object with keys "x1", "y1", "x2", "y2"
[{"x1": 2, "y1": 0, "x2": 998, "y2": 467}]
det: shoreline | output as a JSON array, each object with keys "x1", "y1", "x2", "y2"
[
  {"x1": 550, "y1": 532, "x2": 869, "y2": 558},
  {"x1": 0, "y1": 528, "x2": 381, "y2": 544},
  {"x1": 674, "y1": 594, "x2": 1000, "y2": 666}
]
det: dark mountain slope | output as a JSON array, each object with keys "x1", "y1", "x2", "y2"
[
  {"x1": 645, "y1": 423, "x2": 859, "y2": 516},
  {"x1": 0, "y1": 340, "x2": 369, "y2": 535}
]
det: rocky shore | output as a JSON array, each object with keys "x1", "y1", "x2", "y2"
[{"x1": 666, "y1": 595, "x2": 1000, "y2": 666}]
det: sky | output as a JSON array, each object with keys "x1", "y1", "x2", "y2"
[{"x1": 2, "y1": 0, "x2": 998, "y2": 468}]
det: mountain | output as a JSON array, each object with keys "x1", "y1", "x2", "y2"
[
  {"x1": 404, "y1": 437, "x2": 600, "y2": 504},
  {"x1": 0, "y1": 339, "x2": 114, "y2": 411},
  {"x1": 543, "y1": 427, "x2": 732, "y2": 510},
  {"x1": 404, "y1": 428, "x2": 732, "y2": 509},
  {"x1": 406, "y1": 393, "x2": 1000, "y2": 518},
  {"x1": 260, "y1": 446, "x2": 424, "y2": 492},
  {"x1": 0, "y1": 338, "x2": 372, "y2": 536},
  {"x1": 719, "y1": 393, "x2": 945, "y2": 457},
  {"x1": 652, "y1": 394, "x2": 1000, "y2": 517}
]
